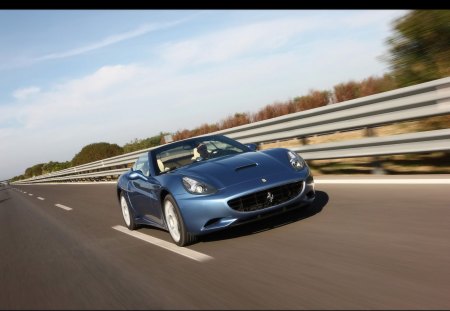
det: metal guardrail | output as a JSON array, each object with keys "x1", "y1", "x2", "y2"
[
  {"x1": 217, "y1": 77, "x2": 450, "y2": 144},
  {"x1": 293, "y1": 128, "x2": 450, "y2": 160},
  {"x1": 14, "y1": 77, "x2": 450, "y2": 184}
]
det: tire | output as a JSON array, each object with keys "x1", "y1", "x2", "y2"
[
  {"x1": 163, "y1": 194, "x2": 197, "y2": 247},
  {"x1": 120, "y1": 192, "x2": 138, "y2": 230}
]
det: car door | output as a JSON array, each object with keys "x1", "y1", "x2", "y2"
[{"x1": 128, "y1": 154, "x2": 164, "y2": 226}]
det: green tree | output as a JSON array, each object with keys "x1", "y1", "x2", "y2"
[
  {"x1": 11, "y1": 175, "x2": 25, "y2": 182},
  {"x1": 42, "y1": 161, "x2": 71, "y2": 174},
  {"x1": 385, "y1": 10, "x2": 450, "y2": 86},
  {"x1": 24, "y1": 163, "x2": 45, "y2": 178},
  {"x1": 72, "y1": 142, "x2": 124, "y2": 166},
  {"x1": 123, "y1": 132, "x2": 168, "y2": 153}
]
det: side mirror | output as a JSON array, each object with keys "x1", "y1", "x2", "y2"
[
  {"x1": 245, "y1": 143, "x2": 257, "y2": 151},
  {"x1": 129, "y1": 170, "x2": 147, "y2": 181}
]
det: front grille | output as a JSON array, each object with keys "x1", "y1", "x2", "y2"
[{"x1": 228, "y1": 181, "x2": 304, "y2": 212}]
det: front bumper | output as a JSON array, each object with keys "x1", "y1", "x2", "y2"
[{"x1": 175, "y1": 170, "x2": 315, "y2": 235}]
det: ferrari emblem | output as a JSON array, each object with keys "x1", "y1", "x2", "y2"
[{"x1": 261, "y1": 178, "x2": 267, "y2": 183}]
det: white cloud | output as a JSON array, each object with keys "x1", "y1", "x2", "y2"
[
  {"x1": 34, "y1": 20, "x2": 185, "y2": 62},
  {"x1": 12, "y1": 86, "x2": 41, "y2": 100},
  {"x1": 18, "y1": 64, "x2": 141, "y2": 129},
  {"x1": 335, "y1": 10, "x2": 409, "y2": 28},
  {"x1": 159, "y1": 11, "x2": 405, "y2": 68},
  {"x1": 160, "y1": 17, "x2": 319, "y2": 66},
  {"x1": 63, "y1": 64, "x2": 141, "y2": 95}
]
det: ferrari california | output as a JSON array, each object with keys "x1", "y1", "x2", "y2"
[{"x1": 117, "y1": 134, "x2": 315, "y2": 246}]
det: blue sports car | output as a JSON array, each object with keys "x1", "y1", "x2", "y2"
[{"x1": 117, "y1": 134, "x2": 315, "y2": 246}]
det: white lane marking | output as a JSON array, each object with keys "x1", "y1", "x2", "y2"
[
  {"x1": 23, "y1": 191, "x2": 27, "y2": 194},
  {"x1": 28, "y1": 193, "x2": 33, "y2": 196},
  {"x1": 112, "y1": 225, "x2": 213, "y2": 262},
  {"x1": 37, "y1": 197, "x2": 45, "y2": 200},
  {"x1": 55, "y1": 203, "x2": 72, "y2": 211},
  {"x1": 315, "y1": 179, "x2": 450, "y2": 184}
]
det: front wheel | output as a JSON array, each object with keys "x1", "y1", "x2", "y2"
[
  {"x1": 120, "y1": 192, "x2": 138, "y2": 230},
  {"x1": 163, "y1": 194, "x2": 197, "y2": 247}
]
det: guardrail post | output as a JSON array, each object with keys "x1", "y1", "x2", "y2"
[
  {"x1": 365, "y1": 126, "x2": 386, "y2": 175},
  {"x1": 301, "y1": 136, "x2": 308, "y2": 146}
]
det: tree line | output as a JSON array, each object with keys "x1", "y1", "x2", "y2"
[{"x1": 10, "y1": 136, "x2": 166, "y2": 181}]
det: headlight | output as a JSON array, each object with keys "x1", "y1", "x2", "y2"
[
  {"x1": 182, "y1": 176, "x2": 216, "y2": 195},
  {"x1": 287, "y1": 150, "x2": 305, "y2": 170}
]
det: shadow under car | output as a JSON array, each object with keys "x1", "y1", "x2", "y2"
[{"x1": 199, "y1": 190, "x2": 329, "y2": 243}]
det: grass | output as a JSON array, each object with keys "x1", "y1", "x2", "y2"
[{"x1": 307, "y1": 152, "x2": 450, "y2": 175}]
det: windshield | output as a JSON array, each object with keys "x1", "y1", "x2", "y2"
[{"x1": 153, "y1": 135, "x2": 249, "y2": 175}]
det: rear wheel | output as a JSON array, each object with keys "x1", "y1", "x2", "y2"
[
  {"x1": 120, "y1": 192, "x2": 138, "y2": 230},
  {"x1": 163, "y1": 194, "x2": 197, "y2": 247}
]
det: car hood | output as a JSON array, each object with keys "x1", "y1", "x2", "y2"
[{"x1": 176, "y1": 151, "x2": 292, "y2": 189}]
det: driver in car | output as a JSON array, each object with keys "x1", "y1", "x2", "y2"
[{"x1": 196, "y1": 143, "x2": 210, "y2": 160}]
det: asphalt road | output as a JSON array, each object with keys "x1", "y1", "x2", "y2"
[{"x1": 1, "y1": 179, "x2": 449, "y2": 309}]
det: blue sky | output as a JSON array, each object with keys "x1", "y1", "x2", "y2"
[{"x1": 0, "y1": 10, "x2": 407, "y2": 180}]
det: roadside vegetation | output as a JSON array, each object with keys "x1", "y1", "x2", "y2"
[{"x1": 10, "y1": 10, "x2": 449, "y2": 181}]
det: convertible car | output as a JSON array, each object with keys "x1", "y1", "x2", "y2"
[{"x1": 117, "y1": 134, "x2": 315, "y2": 246}]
